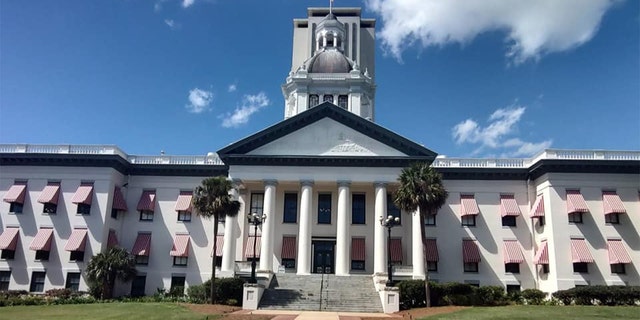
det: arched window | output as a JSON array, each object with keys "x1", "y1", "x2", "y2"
[
  {"x1": 323, "y1": 95, "x2": 334, "y2": 104},
  {"x1": 309, "y1": 94, "x2": 319, "y2": 107},
  {"x1": 338, "y1": 95, "x2": 348, "y2": 109}
]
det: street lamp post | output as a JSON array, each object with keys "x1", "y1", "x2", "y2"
[
  {"x1": 380, "y1": 214, "x2": 400, "y2": 287},
  {"x1": 247, "y1": 212, "x2": 266, "y2": 284}
]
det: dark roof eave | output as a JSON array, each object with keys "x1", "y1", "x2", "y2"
[{"x1": 220, "y1": 154, "x2": 435, "y2": 167}]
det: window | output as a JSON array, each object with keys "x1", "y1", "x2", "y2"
[
  {"x1": 309, "y1": 94, "x2": 319, "y2": 107},
  {"x1": 462, "y1": 215, "x2": 476, "y2": 226},
  {"x1": 0, "y1": 271, "x2": 10, "y2": 291},
  {"x1": 110, "y1": 208, "x2": 118, "y2": 219},
  {"x1": 318, "y1": 194, "x2": 332, "y2": 224},
  {"x1": 542, "y1": 264, "x2": 549, "y2": 274},
  {"x1": 568, "y1": 212, "x2": 583, "y2": 223},
  {"x1": 77, "y1": 203, "x2": 91, "y2": 215},
  {"x1": 351, "y1": 194, "x2": 366, "y2": 224},
  {"x1": 173, "y1": 256, "x2": 188, "y2": 266},
  {"x1": 30, "y1": 271, "x2": 46, "y2": 292},
  {"x1": 131, "y1": 275, "x2": 146, "y2": 297},
  {"x1": 573, "y1": 262, "x2": 588, "y2": 273},
  {"x1": 338, "y1": 95, "x2": 348, "y2": 109},
  {"x1": 387, "y1": 194, "x2": 401, "y2": 224},
  {"x1": 323, "y1": 94, "x2": 333, "y2": 103},
  {"x1": 170, "y1": 276, "x2": 186, "y2": 295},
  {"x1": 283, "y1": 193, "x2": 298, "y2": 223},
  {"x1": 135, "y1": 255, "x2": 149, "y2": 265},
  {"x1": 9, "y1": 202, "x2": 23, "y2": 214},
  {"x1": 505, "y1": 263, "x2": 520, "y2": 274},
  {"x1": 282, "y1": 258, "x2": 296, "y2": 269},
  {"x1": 425, "y1": 214, "x2": 436, "y2": 226},
  {"x1": 35, "y1": 250, "x2": 50, "y2": 261},
  {"x1": 65, "y1": 273, "x2": 81, "y2": 291},
  {"x1": 1, "y1": 250, "x2": 15, "y2": 260},
  {"x1": 427, "y1": 261, "x2": 438, "y2": 272},
  {"x1": 605, "y1": 213, "x2": 620, "y2": 224},
  {"x1": 506, "y1": 285, "x2": 521, "y2": 294},
  {"x1": 43, "y1": 203, "x2": 57, "y2": 214},
  {"x1": 502, "y1": 216, "x2": 516, "y2": 227},
  {"x1": 177, "y1": 211, "x2": 191, "y2": 222},
  {"x1": 250, "y1": 193, "x2": 264, "y2": 215},
  {"x1": 538, "y1": 216, "x2": 546, "y2": 227},
  {"x1": 351, "y1": 260, "x2": 365, "y2": 270},
  {"x1": 70, "y1": 251, "x2": 85, "y2": 262},
  {"x1": 139, "y1": 210, "x2": 154, "y2": 221},
  {"x1": 465, "y1": 281, "x2": 480, "y2": 288},
  {"x1": 611, "y1": 263, "x2": 625, "y2": 274},
  {"x1": 464, "y1": 262, "x2": 478, "y2": 273}
]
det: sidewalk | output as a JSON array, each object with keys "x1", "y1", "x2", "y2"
[{"x1": 232, "y1": 309, "x2": 401, "y2": 320}]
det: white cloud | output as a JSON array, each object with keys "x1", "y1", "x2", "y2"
[
  {"x1": 182, "y1": 0, "x2": 195, "y2": 8},
  {"x1": 164, "y1": 19, "x2": 180, "y2": 30},
  {"x1": 185, "y1": 88, "x2": 213, "y2": 114},
  {"x1": 228, "y1": 84, "x2": 237, "y2": 93},
  {"x1": 221, "y1": 92, "x2": 270, "y2": 128},
  {"x1": 366, "y1": 0, "x2": 617, "y2": 64},
  {"x1": 452, "y1": 104, "x2": 551, "y2": 157}
]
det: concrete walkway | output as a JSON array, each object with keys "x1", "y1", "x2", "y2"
[{"x1": 233, "y1": 310, "x2": 400, "y2": 320}]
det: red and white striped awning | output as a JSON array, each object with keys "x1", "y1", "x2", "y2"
[
  {"x1": 499, "y1": 195, "x2": 521, "y2": 217},
  {"x1": 390, "y1": 238, "x2": 403, "y2": 263},
  {"x1": 112, "y1": 186, "x2": 128, "y2": 211},
  {"x1": 607, "y1": 239, "x2": 631, "y2": 264},
  {"x1": 107, "y1": 229, "x2": 119, "y2": 249},
  {"x1": 211, "y1": 235, "x2": 224, "y2": 257},
  {"x1": 174, "y1": 191, "x2": 193, "y2": 212},
  {"x1": 71, "y1": 185, "x2": 93, "y2": 205},
  {"x1": 570, "y1": 238, "x2": 594, "y2": 263},
  {"x1": 131, "y1": 233, "x2": 151, "y2": 256},
  {"x1": 351, "y1": 238, "x2": 366, "y2": 261},
  {"x1": 137, "y1": 190, "x2": 156, "y2": 211},
  {"x1": 529, "y1": 195, "x2": 545, "y2": 218},
  {"x1": 0, "y1": 227, "x2": 20, "y2": 250},
  {"x1": 3, "y1": 183, "x2": 27, "y2": 204},
  {"x1": 281, "y1": 236, "x2": 297, "y2": 260},
  {"x1": 38, "y1": 183, "x2": 60, "y2": 204},
  {"x1": 503, "y1": 240, "x2": 524, "y2": 263},
  {"x1": 603, "y1": 191, "x2": 626, "y2": 215},
  {"x1": 30, "y1": 228, "x2": 54, "y2": 251},
  {"x1": 245, "y1": 235, "x2": 261, "y2": 259},
  {"x1": 425, "y1": 239, "x2": 439, "y2": 262},
  {"x1": 533, "y1": 241, "x2": 549, "y2": 265},
  {"x1": 462, "y1": 239, "x2": 481, "y2": 263},
  {"x1": 566, "y1": 190, "x2": 588, "y2": 214},
  {"x1": 64, "y1": 229, "x2": 88, "y2": 252},
  {"x1": 170, "y1": 234, "x2": 190, "y2": 257},
  {"x1": 460, "y1": 195, "x2": 480, "y2": 216}
]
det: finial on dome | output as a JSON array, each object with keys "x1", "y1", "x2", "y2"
[{"x1": 329, "y1": 0, "x2": 334, "y2": 14}]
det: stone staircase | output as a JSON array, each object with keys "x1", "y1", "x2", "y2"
[{"x1": 258, "y1": 273, "x2": 383, "y2": 313}]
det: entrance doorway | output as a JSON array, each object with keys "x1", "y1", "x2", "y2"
[{"x1": 312, "y1": 240, "x2": 335, "y2": 274}]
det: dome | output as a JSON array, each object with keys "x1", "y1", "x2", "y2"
[{"x1": 308, "y1": 49, "x2": 352, "y2": 73}]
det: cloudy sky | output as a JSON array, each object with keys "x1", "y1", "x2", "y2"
[{"x1": 1, "y1": 0, "x2": 638, "y2": 158}]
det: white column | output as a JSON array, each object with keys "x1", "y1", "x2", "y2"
[
  {"x1": 221, "y1": 184, "x2": 241, "y2": 274},
  {"x1": 412, "y1": 210, "x2": 425, "y2": 279},
  {"x1": 297, "y1": 180, "x2": 313, "y2": 275},
  {"x1": 335, "y1": 181, "x2": 350, "y2": 276},
  {"x1": 374, "y1": 182, "x2": 387, "y2": 274},
  {"x1": 259, "y1": 180, "x2": 277, "y2": 272}
]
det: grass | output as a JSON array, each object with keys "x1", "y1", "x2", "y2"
[
  {"x1": 0, "y1": 302, "x2": 219, "y2": 320},
  {"x1": 422, "y1": 305, "x2": 639, "y2": 320}
]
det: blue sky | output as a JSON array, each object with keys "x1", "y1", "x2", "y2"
[{"x1": 1, "y1": 0, "x2": 638, "y2": 158}]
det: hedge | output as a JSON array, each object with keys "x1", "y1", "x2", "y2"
[
  {"x1": 552, "y1": 286, "x2": 640, "y2": 306},
  {"x1": 186, "y1": 277, "x2": 245, "y2": 305},
  {"x1": 398, "y1": 280, "x2": 511, "y2": 309}
]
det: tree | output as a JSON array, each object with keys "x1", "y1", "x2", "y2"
[
  {"x1": 394, "y1": 162, "x2": 448, "y2": 308},
  {"x1": 192, "y1": 176, "x2": 241, "y2": 304},
  {"x1": 85, "y1": 247, "x2": 137, "y2": 299}
]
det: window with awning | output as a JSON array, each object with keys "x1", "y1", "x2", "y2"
[
  {"x1": 566, "y1": 190, "x2": 588, "y2": 214},
  {"x1": 499, "y1": 195, "x2": 521, "y2": 217},
  {"x1": 3, "y1": 181, "x2": 27, "y2": 214},
  {"x1": 463, "y1": 239, "x2": 481, "y2": 263},
  {"x1": 460, "y1": 194, "x2": 480, "y2": 216},
  {"x1": 529, "y1": 195, "x2": 545, "y2": 218},
  {"x1": 245, "y1": 235, "x2": 261, "y2": 259},
  {"x1": 72, "y1": 183, "x2": 94, "y2": 215},
  {"x1": 65, "y1": 228, "x2": 88, "y2": 262},
  {"x1": 38, "y1": 182, "x2": 60, "y2": 214},
  {"x1": 0, "y1": 227, "x2": 19, "y2": 260},
  {"x1": 351, "y1": 238, "x2": 366, "y2": 270},
  {"x1": 137, "y1": 190, "x2": 156, "y2": 221},
  {"x1": 170, "y1": 234, "x2": 190, "y2": 257},
  {"x1": 390, "y1": 238, "x2": 403, "y2": 263},
  {"x1": 533, "y1": 241, "x2": 549, "y2": 265},
  {"x1": 30, "y1": 228, "x2": 54, "y2": 252},
  {"x1": 107, "y1": 229, "x2": 119, "y2": 249},
  {"x1": 212, "y1": 235, "x2": 224, "y2": 257},
  {"x1": 281, "y1": 236, "x2": 297, "y2": 268}
]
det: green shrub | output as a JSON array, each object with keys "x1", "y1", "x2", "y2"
[
  {"x1": 186, "y1": 277, "x2": 245, "y2": 305},
  {"x1": 474, "y1": 286, "x2": 507, "y2": 306},
  {"x1": 398, "y1": 280, "x2": 425, "y2": 309},
  {"x1": 521, "y1": 288, "x2": 546, "y2": 305},
  {"x1": 45, "y1": 288, "x2": 73, "y2": 299},
  {"x1": 552, "y1": 286, "x2": 640, "y2": 306}
]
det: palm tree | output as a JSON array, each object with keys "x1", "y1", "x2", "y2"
[
  {"x1": 394, "y1": 162, "x2": 448, "y2": 308},
  {"x1": 192, "y1": 176, "x2": 241, "y2": 304},
  {"x1": 85, "y1": 247, "x2": 137, "y2": 299}
]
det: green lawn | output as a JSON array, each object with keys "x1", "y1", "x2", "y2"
[
  {"x1": 0, "y1": 302, "x2": 218, "y2": 320},
  {"x1": 423, "y1": 305, "x2": 639, "y2": 320}
]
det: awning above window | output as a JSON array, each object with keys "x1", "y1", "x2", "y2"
[
  {"x1": 212, "y1": 235, "x2": 224, "y2": 257},
  {"x1": 425, "y1": 239, "x2": 439, "y2": 262},
  {"x1": 533, "y1": 241, "x2": 549, "y2": 265},
  {"x1": 170, "y1": 234, "x2": 190, "y2": 257},
  {"x1": 245, "y1": 235, "x2": 261, "y2": 259},
  {"x1": 351, "y1": 238, "x2": 365, "y2": 261},
  {"x1": 107, "y1": 229, "x2": 119, "y2": 249},
  {"x1": 460, "y1": 195, "x2": 480, "y2": 216},
  {"x1": 38, "y1": 183, "x2": 60, "y2": 204},
  {"x1": 3, "y1": 184, "x2": 27, "y2": 204},
  {"x1": 607, "y1": 239, "x2": 631, "y2": 264},
  {"x1": 529, "y1": 195, "x2": 545, "y2": 218},
  {"x1": 499, "y1": 195, "x2": 521, "y2": 217},
  {"x1": 64, "y1": 229, "x2": 88, "y2": 252},
  {"x1": 281, "y1": 236, "x2": 297, "y2": 260},
  {"x1": 30, "y1": 228, "x2": 54, "y2": 251},
  {"x1": 0, "y1": 228, "x2": 20, "y2": 251},
  {"x1": 603, "y1": 191, "x2": 626, "y2": 215},
  {"x1": 137, "y1": 190, "x2": 156, "y2": 211},
  {"x1": 71, "y1": 185, "x2": 93, "y2": 205},
  {"x1": 390, "y1": 238, "x2": 403, "y2": 263},
  {"x1": 132, "y1": 233, "x2": 151, "y2": 256},
  {"x1": 503, "y1": 240, "x2": 524, "y2": 264},
  {"x1": 462, "y1": 239, "x2": 481, "y2": 263},
  {"x1": 571, "y1": 238, "x2": 594, "y2": 263},
  {"x1": 566, "y1": 190, "x2": 589, "y2": 214},
  {"x1": 112, "y1": 186, "x2": 128, "y2": 211},
  {"x1": 175, "y1": 191, "x2": 193, "y2": 212}
]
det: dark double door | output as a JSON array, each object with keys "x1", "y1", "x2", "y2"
[{"x1": 312, "y1": 240, "x2": 335, "y2": 274}]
